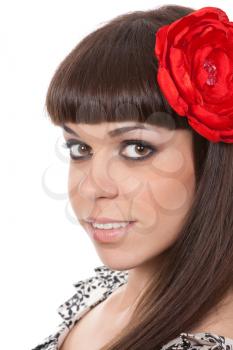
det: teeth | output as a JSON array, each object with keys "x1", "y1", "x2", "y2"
[{"x1": 92, "y1": 222, "x2": 130, "y2": 230}]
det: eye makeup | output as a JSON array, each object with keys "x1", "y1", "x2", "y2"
[{"x1": 62, "y1": 138, "x2": 158, "y2": 162}]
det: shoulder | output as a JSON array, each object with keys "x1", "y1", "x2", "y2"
[
  {"x1": 30, "y1": 265, "x2": 128, "y2": 350},
  {"x1": 161, "y1": 332, "x2": 233, "y2": 350},
  {"x1": 57, "y1": 265, "x2": 128, "y2": 324}
]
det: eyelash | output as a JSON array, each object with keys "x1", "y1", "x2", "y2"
[{"x1": 62, "y1": 139, "x2": 157, "y2": 162}]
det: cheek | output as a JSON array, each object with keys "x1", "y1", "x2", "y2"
[
  {"x1": 129, "y1": 150, "x2": 195, "y2": 242},
  {"x1": 67, "y1": 165, "x2": 84, "y2": 212}
]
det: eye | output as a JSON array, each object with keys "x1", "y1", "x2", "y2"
[
  {"x1": 62, "y1": 139, "x2": 157, "y2": 161},
  {"x1": 120, "y1": 140, "x2": 156, "y2": 161},
  {"x1": 62, "y1": 139, "x2": 92, "y2": 160}
]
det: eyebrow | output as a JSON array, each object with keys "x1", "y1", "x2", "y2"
[{"x1": 62, "y1": 124, "x2": 152, "y2": 138}]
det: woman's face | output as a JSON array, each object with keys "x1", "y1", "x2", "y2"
[{"x1": 63, "y1": 120, "x2": 196, "y2": 270}]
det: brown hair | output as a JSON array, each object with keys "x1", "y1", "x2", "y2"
[{"x1": 45, "y1": 4, "x2": 233, "y2": 349}]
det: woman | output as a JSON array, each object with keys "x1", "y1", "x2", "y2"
[{"x1": 32, "y1": 4, "x2": 233, "y2": 350}]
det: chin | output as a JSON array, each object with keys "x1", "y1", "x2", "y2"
[{"x1": 95, "y1": 252, "x2": 139, "y2": 272}]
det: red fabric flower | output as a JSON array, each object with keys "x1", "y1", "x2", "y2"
[{"x1": 154, "y1": 6, "x2": 233, "y2": 143}]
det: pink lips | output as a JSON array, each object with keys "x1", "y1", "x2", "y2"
[
  {"x1": 86, "y1": 221, "x2": 136, "y2": 243},
  {"x1": 86, "y1": 216, "x2": 134, "y2": 224}
]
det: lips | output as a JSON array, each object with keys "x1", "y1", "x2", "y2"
[
  {"x1": 86, "y1": 216, "x2": 135, "y2": 224},
  {"x1": 85, "y1": 221, "x2": 136, "y2": 243}
]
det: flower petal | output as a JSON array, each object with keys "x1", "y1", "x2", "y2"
[
  {"x1": 169, "y1": 47, "x2": 196, "y2": 104},
  {"x1": 155, "y1": 24, "x2": 170, "y2": 64},
  {"x1": 157, "y1": 66, "x2": 188, "y2": 115},
  {"x1": 190, "y1": 104, "x2": 233, "y2": 130}
]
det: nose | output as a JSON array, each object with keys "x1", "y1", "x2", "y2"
[{"x1": 78, "y1": 151, "x2": 118, "y2": 200}]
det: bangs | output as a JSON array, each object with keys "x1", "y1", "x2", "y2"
[{"x1": 45, "y1": 13, "x2": 191, "y2": 131}]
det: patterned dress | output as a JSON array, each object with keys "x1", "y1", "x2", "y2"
[{"x1": 31, "y1": 265, "x2": 233, "y2": 350}]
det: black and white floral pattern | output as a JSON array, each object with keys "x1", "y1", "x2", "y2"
[
  {"x1": 161, "y1": 332, "x2": 233, "y2": 350},
  {"x1": 31, "y1": 265, "x2": 233, "y2": 350}
]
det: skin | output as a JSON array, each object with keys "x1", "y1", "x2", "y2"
[
  {"x1": 62, "y1": 120, "x2": 196, "y2": 316},
  {"x1": 61, "y1": 121, "x2": 233, "y2": 345}
]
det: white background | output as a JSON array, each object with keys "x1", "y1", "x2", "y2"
[{"x1": 0, "y1": 1, "x2": 232, "y2": 349}]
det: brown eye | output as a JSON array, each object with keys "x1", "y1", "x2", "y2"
[
  {"x1": 122, "y1": 144, "x2": 149, "y2": 157},
  {"x1": 62, "y1": 140, "x2": 92, "y2": 160},
  {"x1": 120, "y1": 140, "x2": 157, "y2": 161},
  {"x1": 71, "y1": 144, "x2": 89, "y2": 157}
]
